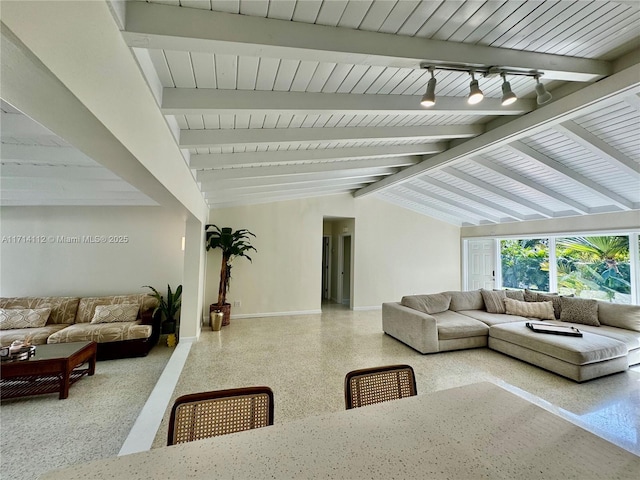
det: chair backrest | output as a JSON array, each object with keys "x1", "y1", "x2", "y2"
[
  {"x1": 344, "y1": 364, "x2": 417, "y2": 409},
  {"x1": 167, "y1": 386, "x2": 274, "y2": 445}
]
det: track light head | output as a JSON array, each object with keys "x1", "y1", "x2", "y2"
[
  {"x1": 500, "y1": 73, "x2": 517, "y2": 106},
  {"x1": 420, "y1": 69, "x2": 437, "y2": 107},
  {"x1": 535, "y1": 76, "x2": 552, "y2": 105},
  {"x1": 467, "y1": 72, "x2": 483, "y2": 105}
]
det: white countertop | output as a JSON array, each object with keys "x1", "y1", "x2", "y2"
[{"x1": 40, "y1": 382, "x2": 640, "y2": 479}]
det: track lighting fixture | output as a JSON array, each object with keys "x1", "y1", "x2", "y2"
[
  {"x1": 418, "y1": 63, "x2": 551, "y2": 109},
  {"x1": 500, "y1": 73, "x2": 517, "y2": 106},
  {"x1": 535, "y1": 75, "x2": 552, "y2": 105},
  {"x1": 467, "y1": 71, "x2": 483, "y2": 105},
  {"x1": 420, "y1": 67, "x2": 437, "y2": 107}
]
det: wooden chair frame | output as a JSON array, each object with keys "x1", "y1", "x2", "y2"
[
  {"x1": 344, "y1": 364, "x2": 417, "y2": 409},
  {"x1": 167, "y1": 386, "x2": 274, "y2": 445}
]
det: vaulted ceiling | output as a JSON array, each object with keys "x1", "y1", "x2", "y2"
[{"x1": 1, "y1": 0, "x2": 639, "y2": 226}]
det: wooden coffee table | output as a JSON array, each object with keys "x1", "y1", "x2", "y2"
[{"x1": 0, "y1": 341, "x2": 97, "y2": 400}]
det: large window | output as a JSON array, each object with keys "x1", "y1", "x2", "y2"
[
  {"x1": 500, "y1": 239, "x2": 549, "y2": 291},
  {"x1": 498, "y1": 233, "x2": 639, "y2": 304}
]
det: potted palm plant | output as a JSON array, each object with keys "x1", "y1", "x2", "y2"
[
  {"x1": 143, "y1": 284, "x2": 182, "y2": 346},
  {"x1": 205, "y1": 225, "x2": 256, "y2": 326}
]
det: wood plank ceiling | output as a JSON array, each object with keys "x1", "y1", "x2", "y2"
[{"x1": 2, "y1": 1, "x2": 638, "y2": 224}]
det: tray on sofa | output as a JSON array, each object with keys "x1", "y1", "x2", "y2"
[{"x1": 526, "y1": 322, "x2": 583, "y2": 337}]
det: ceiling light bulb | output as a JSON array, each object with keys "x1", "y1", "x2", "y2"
[
  {"x1": 535, "y1": 76, "x2": 552, "y2": 105},
  {"x1": 468, "y1": 73, "x2": 483, "y2": 105},
  {"x1": 500, "y1": 74, "x2": 517, "y2": 106},
  {"x1": 420, "y1": 74, "x2": 437, "y2": 107}
]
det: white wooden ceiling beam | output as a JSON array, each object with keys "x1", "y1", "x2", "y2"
[
  {"x1": 402, "y1": 184, "x2": 501, "y2": 224},
  {"x1": 0, "y1": 164, "x2": 123, "y2": 181},
  {"x1": 441, "y1": 166, "x2": 554, "y2": 218},
  {"x1": 199, "y1": 167, "x2": 396, "y2": 190},
  {"x1": 162, "y1": 89, "x2": 534, "y2": 116},
  {"x1": 196, "y1": 157, "x2": 416, "y2": 182},
  {"x1": 181, "y1": 125, "x2": 482, "y2": 148},
  {"x1": 506, "y1": 141, "x2": 634, "y2": 211},
  {"x1": 416, "y1": 177, "x2": 527, "y2": 221},
  {"x1": 385, "y1": 190, "x2": 481, "y2": 225},
  {"x1": 472, "y1": 156, "x2": 592, "y2": 215},
  {"x1": 201, "y1": 177, "x2": 373, "y2": 195},
  {"x1": 208, "y1": 189, "x2": 355, "y2": 208},
  {"x1": 190, "y1": 144, "x2": 446, "y2": 169},
  {"x1": 554, "y1": 121, "x2": 640, "y2": 178},
  {"x1": 206, "y1": 183, "x2": 364, "y2": 201},
  {"x1": 124, "y1": 1, "x2": 610, "y2": 82},
  {"x1": 355, "y1": 63, "x2": 640, "y2": 197}
]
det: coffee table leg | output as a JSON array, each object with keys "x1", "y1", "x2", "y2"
[
  {"x1": 60, "y1": 366, "x2": 71, "y2": 399},
  {"x1": 88, "y1": 352, "x2": 96, "y2": 376}
]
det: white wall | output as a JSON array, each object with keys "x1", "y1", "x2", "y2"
[
  {"x1": 0, "y1": 206, "x2": 185, "y2": 297},
  {"x1": 205, "y1": 194, "x2": 461, "y2": 317}
]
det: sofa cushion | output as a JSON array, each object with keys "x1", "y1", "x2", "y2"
[
  {"x1": 548, "y1": 321, "x2": 640, "y2": 351},
  {"x1": 0, "y1": 324, "x2": 70, "y2": 346},
  {"x1": 446, "y1": 290, "x2": 485, "y2": 312},
  {"x1": 76, "y1": 294, "x2": 157, "y2": 323},
  {"x1": 0, "y1": 297, "x2": 79, "y2": 324},
  {"x1": 0, "y1": 307, "x2": 51, "y2": 330},
  {"x1": 505, "y1": 298, "x2": 555, "y2": 320},
  {"x1": 400, "y1": 293, "x2": 451, "y2": 315},
  {"x1": 47, "y1": 321, "x2": 152, "y2": 344},
  {"x1": 489, "y1": 322, "x2": 627, "y2": 366},
  {"x1": 560, "y1": 297, "x2": 600, "y2": 326},
  {"x1": 459, "y1": 310, "x2": 530, "y2": 326},
  {"x1": 597, "y1": 302, "x2": 640, "y2": 332},
  {"x1": 481, "y1": 289, "x2": 506, "y2": 314},
  {"x1": 90, "y1": 304, "x2": 139, "y2": 324},
  {"x1": 432, "y1": 310, "x2": 489, "y2": 340}
]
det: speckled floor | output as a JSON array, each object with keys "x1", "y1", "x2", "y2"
[
  {"x1": 0, "y1": 343, "x2": 172, "y2": 480},
  {"x1": 3, "y1": 306, "x2": 639, "y2": 480},
  {"x1": 151, "y1": 304, "x2": 640, "y2": 455}
]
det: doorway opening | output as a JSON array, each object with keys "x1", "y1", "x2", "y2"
[{"x1": 322, "y1": 217, "x2": 355, "y2": 310}]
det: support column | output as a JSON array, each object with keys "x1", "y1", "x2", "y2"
[{"x1": 180, "y1": 216, "x2": 206, "y2": 341}]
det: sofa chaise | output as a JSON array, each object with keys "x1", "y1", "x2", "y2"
[
  {"x1": 382, "y1": 289, "x2": 640, "y2": 382},
  {"x1": 0, "y1": 294, "x2": 160, "y2": 360}
]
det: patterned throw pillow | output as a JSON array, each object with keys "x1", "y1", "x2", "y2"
[
  {"x1": 560, "y1": 297, "x2": 600, "y2": 326},
  {"x1": 0, "y1": 307, "x2": 52, "y2": 330},
  {"x1": 480, "y1": 289, "x2": 507, "y2": 314},
  {"x1": 90, "y1": 304, "x2": 139, "y2": 324},
  {"x1": 504, "y1": 298, "x2": 555, "y2": 320}
]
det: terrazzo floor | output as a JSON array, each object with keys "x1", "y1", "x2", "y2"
[
  {"x1": 2, "y1": 304, "x2": 639, "y2": 480},
  {"x1": 0, "y1": 343, "x2": 172, "y2": 480}
]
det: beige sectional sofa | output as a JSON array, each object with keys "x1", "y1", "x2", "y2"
[
  {"x1": 0, "y1": 294, "x2": 160, "y2": 360},
  {"x1": 382, "y1": 289, "x2": 640, "y2": 382}
]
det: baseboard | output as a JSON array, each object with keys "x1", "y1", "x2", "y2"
[
  {"x1": 178, "y1": 335, "x2": 198, "y2": 343},
  {"x1": 232, "y1": 309, "x2": 322, "y2": 319},
  {"x1": 353, "y1": 306, "x2": 382, "y2": 311}
]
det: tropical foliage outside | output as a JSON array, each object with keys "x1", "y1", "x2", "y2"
[{"x1": 501, "y1": 235, "x2": 633, "y2": 304}]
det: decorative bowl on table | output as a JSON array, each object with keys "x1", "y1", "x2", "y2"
[{"x1": 1, "y1": 343, "x2": 36, "y2": 362}]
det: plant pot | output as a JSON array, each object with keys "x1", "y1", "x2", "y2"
[
  {"x1": 210, "y1": 303, "x2": 231, "y2": 326},
  {"x1": 210, "y1": 311, "x2": 223, "y2": 331},
  {"x1": 161, "y1": 320, "x2": 177, "y2": 335}
]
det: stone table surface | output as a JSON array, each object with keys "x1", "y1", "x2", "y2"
[{"x1": 40, "y1": 381, "x2": 640, "y2": 479}]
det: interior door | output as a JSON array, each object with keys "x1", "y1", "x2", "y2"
[
  {"x1": 321, "y1": 236, "x2": 331, "y2": 300},
  {"x1": 466, "y1": 239, "x2": 495, "y2": 290}
]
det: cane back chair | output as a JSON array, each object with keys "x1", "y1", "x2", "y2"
[
  {"x1": 167, "y1": 386, "x2": 274, "y2": 445},
  {"x1": 344, "y1": 364, "x2": 417, "y2": 409}
]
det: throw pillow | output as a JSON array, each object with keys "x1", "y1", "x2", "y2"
[
  {"x1": 504, "y1": 290, "x2": 525, "y2": 302},
  {"x1": 90, "y1": 304, "x2": 139, "y2": 324},
  {"x1": 481, "y1": 289, "x2": 506, "y2": 314},
  {"x1": 400, "y1": 293, "x2": 451, "y2": 315},
  {"x1": 504, "y1": 298, "x2": 555, "y2": 320},
  {"x1": 0, "y1": 307, "x2": 52, "y2": 330},
  {"x1": 536, "y1": 293, "x2": 573, "y2": 320},
  {"x1": 523, "y1": 289, "x2": 538, "y2": 302},
  {"x1": 560, "y1": 297, "x2": 600, "y2": 326}
]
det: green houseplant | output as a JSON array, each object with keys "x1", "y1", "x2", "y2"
[
  {"x1": 143, "y1": 284, "x2": 182, "y2": 346},
  {"x1": 205, "y1": 225, "x2": 256, "y2": 326}
]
